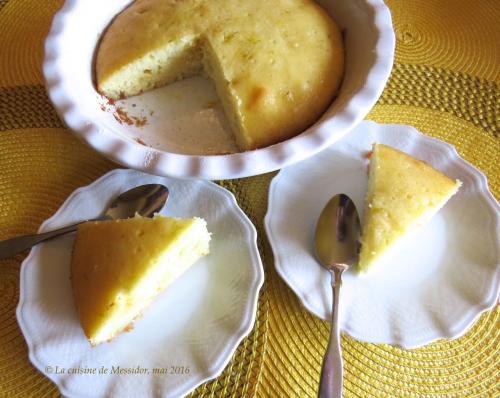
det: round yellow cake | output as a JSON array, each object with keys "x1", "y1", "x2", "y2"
[{"x1": 95, "y1": 0, "x2": 344, "y2": 150}]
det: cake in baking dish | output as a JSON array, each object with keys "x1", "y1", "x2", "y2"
[
  {"x1": 357, "y1": 143, "x2": 461, "y2": 273},
  {"x1": 95, "y1": 0, "x2": 344, "y2": 150}
]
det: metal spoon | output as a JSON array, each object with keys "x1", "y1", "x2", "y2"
[
  {"x1": 315, "y1": 193, "x2": 361, "y2": 398},
  {"x1": 0, "y1": 184, "x2": 169, "y2": 260}
]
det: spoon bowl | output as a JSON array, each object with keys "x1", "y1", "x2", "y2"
[
  {"x1": 104, "y1": 183, "x2": 169, "y2": 220},
  {"x1": 315, "y1": 194, "x2": 361, "y2": 271}
]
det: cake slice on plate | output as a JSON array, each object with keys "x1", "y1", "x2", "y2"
[
  {"x1": 71, "y1": 215, "x2": 210, "y2": 346},
  {"x1": 357, "y1": 143, "x2": 461, "y2": 273}
]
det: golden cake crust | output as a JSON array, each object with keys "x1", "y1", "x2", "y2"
[
  {"x1": 357, "y1": 143, "x2": 461, "y2": 272},
  {"x1": 71, "y1": 215, "x2": 210, "y2": 345},
  {"x1": 95, "y1": 0, "x2": 344, "y2": 150}
]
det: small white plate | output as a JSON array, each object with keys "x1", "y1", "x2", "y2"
[
  {"x1": 16, "y1": 169, "x2": 264, "y2": 398},
  {"x1": 43, "y1": 0, "x2": 394, "y2": 179},
  {"x1": 265, "y1": 121, "x2": 499, "y2": 348}
]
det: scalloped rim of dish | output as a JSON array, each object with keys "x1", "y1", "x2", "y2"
[
  {"x1": 16, "y1": 169, "x2": 265, "y2": 398},
  {"x1": 42, "y1": 0, "x2": 395, "y2": 180},
  {"x1": 265, "y1": 121, "x2": 500, "y2": 348}
]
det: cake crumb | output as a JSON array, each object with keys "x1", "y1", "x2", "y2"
[
  {"x1": 98, "y1": 95, "x2": 149, "y2": 127},
  {"x1": 115, "y1": 107, "x2": 134, "y2": 125},
  {"x1": 133, "y1": 116, "x2": 148, "y2": 127},
  {"x1": 203, "y1": 100, "x2": 218, "y2": 109}
]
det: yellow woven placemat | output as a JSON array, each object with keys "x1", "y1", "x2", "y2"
[{"x1": 0, "y1": 0, "x2": 498, "y2": 397}]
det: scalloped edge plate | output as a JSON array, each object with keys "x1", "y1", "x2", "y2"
[
  {"x1": 265, "y1": 121, "x2": 499, "y2": 348},
  {"x1": 43, "y1": 0, "x2": 394, "y2": 179},
  {"x1": 16, "y1": 169, "x2": 264, "y2": 398}
]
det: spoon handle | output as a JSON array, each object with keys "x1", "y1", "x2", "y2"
[
  {"x1": 318, "y1": 268, "x2": 343, "y2": 398},
  {"x1": 0, "y1": 221, "x2": 90, "y2": 260}
]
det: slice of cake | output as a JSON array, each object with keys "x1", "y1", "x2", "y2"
[
  {"x1": 357, "y1": 143, "x2": 461, "y2": 273},
  {"x1": 70, "y1": 215, "x2": 210, "y2": 346},
  {"x1": 95, "y1": 0, "x2": 344, "y2": 150}
]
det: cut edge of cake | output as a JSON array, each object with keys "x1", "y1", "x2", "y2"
[{"x1": 97, "y1": 34, "x2": 204, "y2": 99}]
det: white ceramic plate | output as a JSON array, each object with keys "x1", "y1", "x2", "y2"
[
  {"x1": 265, "y1": 121, "x2": 499, "y2": 348},
  {"x1": 16, "y1": 169, "x2": 264, "y2": 398},
  {"x1": 43, "y1": 0, "x2": 394, "y2": 179}
]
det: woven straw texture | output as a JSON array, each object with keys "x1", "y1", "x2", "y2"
[{"x1": 0, "y1": 0, "x2": 498, "y2": 397}]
